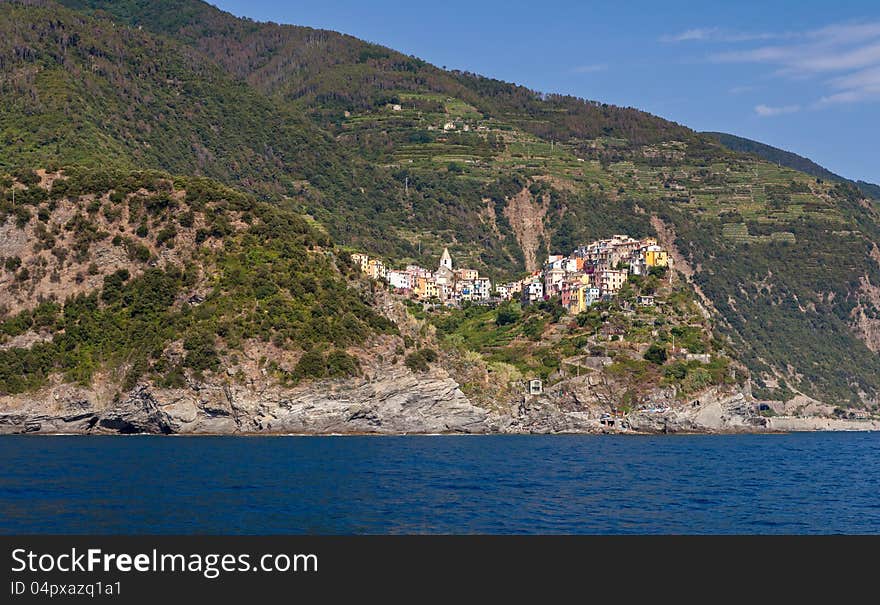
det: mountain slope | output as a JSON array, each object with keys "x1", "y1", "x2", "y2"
[
  {"x1": 706, "y1": 131, "x2": 880, "y2": 200},
  {"x1": 0, "y1": 166, "x2": 396, "y2": 396},
  {"x1": 0, "y1": 0, "x2": 423, "y2": 259},
  {"x1": 58, "y1": 0, "x2": 698, "y2": 147},
  {"x1": 3, "y1": 0, "x2": 880, "y2": 409}
]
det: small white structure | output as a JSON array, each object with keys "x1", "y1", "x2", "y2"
[{"x1": 528, "y1": 379, "x2": 543, "y2": 396}]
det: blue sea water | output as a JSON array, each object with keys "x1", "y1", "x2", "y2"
[{"x1": 1, "y1": 433, "x2": 879, "y2": 534}]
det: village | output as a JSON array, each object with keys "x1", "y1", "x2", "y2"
[{"x1": 351, "y1": 234, "x2": 670, "y2": 314}]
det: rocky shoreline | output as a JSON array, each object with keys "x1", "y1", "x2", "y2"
[{"x1": 1, "y1": 363, "x2": 878, "y2": 436}]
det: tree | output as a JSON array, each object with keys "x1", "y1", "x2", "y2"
[
  {"x1": 495, "y1": 304, "x2": 521, "y2": 326},
  {"x1": 644, "y1": 343, "x2": 668, "y2": 365}
]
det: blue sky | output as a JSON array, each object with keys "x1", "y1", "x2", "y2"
[{"x1": 212, "y1": 0, "x2": 880, "y2": 184}]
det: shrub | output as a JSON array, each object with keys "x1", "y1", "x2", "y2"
[
  {"x1": 495, "y1": 304, "x2": 522, "y2": 326},
  {"x1": 156, "y1": 226, "x2": 177, "y2": 247},
  {"x1": 644, "y1": 343, "x2": 668, "y2": 365},
  {"x1": 4, "y1": 257, "x2": 21, "y2": 273},
  {"x1": 293, "y1": 349, "x2": 327, "y2": 380},
  {"x1": 183, "y1": 333, "x2": 220, "y2": 373},
  {"x1": 326, "y1": 349, "x2": 361, "y2": 378},
  {"x1": 405, "y1": 348, "x2": 438, "y2": 372},
  {"x1": 101, "y1": 269, "x2": 131, "y2": 303}
]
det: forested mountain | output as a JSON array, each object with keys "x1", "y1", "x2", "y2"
[
  {"x1": 706, "y1": 132, "x2": 880, "y2": 200},
  {"x1": 3, "y1": 0, "x2": 880, "y2": 410}
]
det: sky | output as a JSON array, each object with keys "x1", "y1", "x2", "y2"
[{"x1": 211, "y1": 0, "x2": 880, "y2": 184}]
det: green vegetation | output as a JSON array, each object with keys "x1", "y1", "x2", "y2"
[
  {"x1": 0, "y1": 1, "x2": 877, "y2": 406},
  {"x1": 404, "y1": 348, "x2": 439, "y2": 372},
  {"x1": 0, "y1": 168, "x2": 394, "y2": 394},
  {"x1": 706, "y1": 131, "x2": 879, "y2": 200},
  {"x1": 425, "y1": 274, "x2": 735, "y2": 401}
]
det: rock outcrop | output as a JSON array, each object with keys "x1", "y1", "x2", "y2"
[
  {"x1": 2, "y1": 365, "x2": 877, "y2": 435},
  {"x1": 0, "y1": 365, "x2": 503, "y2": 435}
]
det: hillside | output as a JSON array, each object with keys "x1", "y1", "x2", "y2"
[
  {"x1": 2, "y1": 0, "x2": 880, "y2": 411},
  {"x1": 706, "y1": 131, "x2": 880, "y2": 200},
  {"x1": 0, "y1": 167, "x2": 396, "y2": 396}
]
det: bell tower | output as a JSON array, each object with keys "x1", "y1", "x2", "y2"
[{"x1": 439, "y1": 247, "x2": 453, "y2": 270}]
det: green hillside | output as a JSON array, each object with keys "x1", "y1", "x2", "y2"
[
  {"x1": 2, "y1": 0, "x2": 880, "y2": 407},
  {"x1": 706, "y1": 131, "x2": 880, "y2": 200},
  {"x1": 0, "y1": 166, "x2": 396, "y2": 395}
]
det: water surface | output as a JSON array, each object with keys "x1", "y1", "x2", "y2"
[{"x1": 1, "y1": 433, "x2": 878, "y2": 534}]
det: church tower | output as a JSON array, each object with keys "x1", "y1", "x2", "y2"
[{"x1": 439, "y1": 247, "x2": 453, "y2": 271}]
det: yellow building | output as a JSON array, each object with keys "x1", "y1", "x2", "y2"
[
  {"x1": 350, "y1": 253, "x2": 370, "y2": 273},
  {"x1": 367, "y1": 259, "x2": 387, "y2": 280},
  {"x1": 599, "y1": 269, "x2": 628, "y2": 295},
  {"x1": 415, "y1": 276, "x2": 439, "y2": 299},
  {"x1": 571, "y1": 284, "x2": 601, "y2": 314},
  {"x1": 644, "y1": 246, "x2": 668, "y2": 268}
]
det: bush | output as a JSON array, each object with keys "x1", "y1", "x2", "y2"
[
  {"x1": 101, "y1": 269, "x2": 131, "y2": 303},
  {"x1": 183, "y1": 333, "x2": 220, "y2": 373},
  {"x1": 326, "y1": 349, "x2": 361, "y2": 378},
  {"x1": 156, "y1": 226, "x2": 177, "y2": 247},
  {"x1": 293, "y1": 349, "x2": 327, "y2": 380},
  {"x1": 405, "y1": 348, "x2": 438, "y2": 372},
  {"x1": 644, "y1": 343, "x2": 668, "y2": 365},
  {"x1": 495, "y1": 304, "x2": 521, "y2": 326},
  {"x1": 663, "y1": 362, "x2": 687, "y2": 380},
  {"x1": 4, "y1": 257, "x2": 21, "y2": 273},
  {"x1": 648, "y1": 265, "x2": 668, "y2": 279}
]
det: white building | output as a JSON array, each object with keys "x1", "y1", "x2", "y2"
[
  {"x1": 473, "y1": 277, "x2": 492, "y2": 300},
  {"x1": 387, "y1": 270, "x2": 413, "y2": 291},
  {"x1": 544, "y1": 267, "x2": 566, "y2": 296},
  {"x1": 522, "y1": 280, "x2": 544, "y2": 303},
  {"x1": 545, "y1": 254, "x2": 565, "y2": 270}
]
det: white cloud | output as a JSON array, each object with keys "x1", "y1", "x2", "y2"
[
  {"x1": 660, "y1": 28, "x2": 719, "y2": 43},
  {"x1": 755, "y1": 104, "x2": 801, "y2": 117},
  {"x1": 571, "y1": 63, "x2": 608, "y2": 74},
  {"x1": 830, "y1": 66, "x2": 880, "y2": 89},
  {"x1": 816, "y1": 91, "x2": 866, "y2": 106},
  {"x1": 661, "y1": 28, "x2": 785, "y2": 44},
  {"x1": 690, "y1": 20, "x2": 880, "y2": 110}
]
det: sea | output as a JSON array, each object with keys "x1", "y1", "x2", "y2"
[{"x1": 1, "y1": 432, "x2": 879, "y2": 534}]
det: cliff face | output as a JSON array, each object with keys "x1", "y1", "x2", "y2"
[
  {"x1": 4, "y1": 365, "x2": 874, "y2": 435},
  {"x1": 0, "y1": 364, "x2": 497, "y2": 435}
]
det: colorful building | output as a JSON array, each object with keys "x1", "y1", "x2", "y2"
[{"x1": 644, "y1": 245, "x2": 669, "y2": 268}]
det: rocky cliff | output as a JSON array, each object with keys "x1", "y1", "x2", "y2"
[
  {"x1": 0, "y1": 364, "x2": 495, "y2": 435},
  {"x1": 3, "y1": 364, "x2": 876, "y2": 435}
]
